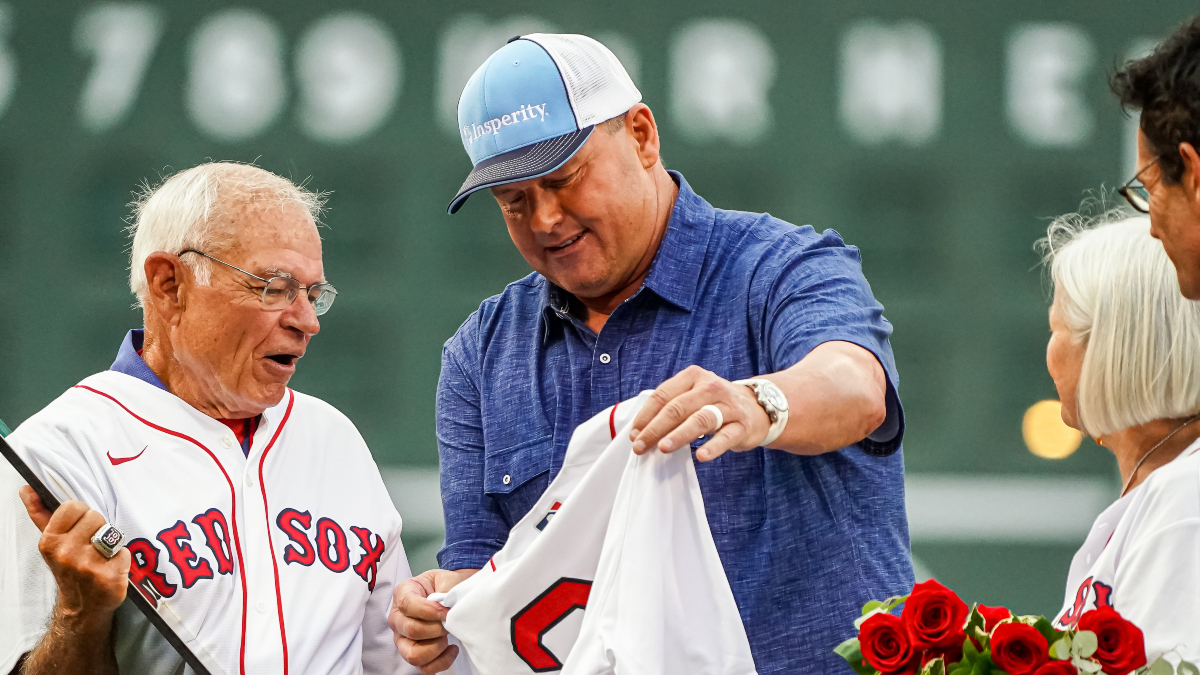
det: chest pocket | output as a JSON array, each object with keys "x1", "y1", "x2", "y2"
[{"x1": 484, "y1": 434, "x2": 554, "y2": 528}]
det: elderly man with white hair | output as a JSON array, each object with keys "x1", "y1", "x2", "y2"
[
  {"x1": 1042, "y1": 212, "x2": 1200, "y2": 662},
  {"x1": 0, "y1": 162, "x2": 415, "y2": 675}
]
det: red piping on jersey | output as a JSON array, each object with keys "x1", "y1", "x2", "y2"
[
  {"x1": 608, "y1": 402, "x2": 619, "y2": 440},
  {"x1": 256, "y1": 390, "x2": 294, "y2": 675},
  {"x1": 75, "y1": 385, "x2": 251, "y2": 675}
]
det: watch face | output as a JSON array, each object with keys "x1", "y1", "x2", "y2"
[{"x1": 761, "y1": 384, "x2": 788, "y2": 413}]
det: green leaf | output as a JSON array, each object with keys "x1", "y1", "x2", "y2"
[
  {"x1": 963, "y1": 635, "x2": 980, "y2": 661},
  {"x1": 1178, "y1": 661, "x2": 1200, "y2": 675},
  {"x1": 1031, "y1": 617, "x2": 1063, "y2": 647},
  {"x1": 922, "y1": 658, "x2": 947, "y2": 675},
  {"x1": 948, "y1": 664, "x2": 973, "y2": 675},
  {"x1": 963, "y1": 606, "x2": 986, "y2": 638},
  {"x1": 833, "y1": 638, "x2": 876, "y2": 675},
  {"x1": 1149, "y1": 657, "x2": 1174, "y2": 675},
  {"x1": 878, "y1": 594, "x2": 910, "y2": 614},
  {"x1": 862, "y1": 600, "x2": 883, "y2": 616},
  {"x1": 1072, "y1": 630, "x2": 1098, "y2": 659},
  {"x1": 1072, "y1": 656, "x2": 1103, "y2": 673},
  {"x1": 1050, "y1": 636, "x2": 1072, "y2": 661}
]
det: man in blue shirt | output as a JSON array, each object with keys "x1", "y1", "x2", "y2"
[{"x1": 390, "y1": 34, "x2": 913, "y2": 674}]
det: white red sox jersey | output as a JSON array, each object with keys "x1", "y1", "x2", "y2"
[
  {"x1": 5, "y1": 369, "x2": 417, "y2": 675},
  {"x1": 1054, "y1": 437, "x2": 1200, "y2": 662},
  {"x1": 431, "y1": 391, "x2": 757, "y2": 675}
]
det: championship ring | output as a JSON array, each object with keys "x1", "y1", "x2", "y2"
[{"x1": 90, "y1": 522, "x2": 125, "y2": 559}]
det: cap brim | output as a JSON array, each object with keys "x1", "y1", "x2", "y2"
[{"x1": 447, "y1": 126, "x2": 594, "y2": 214}]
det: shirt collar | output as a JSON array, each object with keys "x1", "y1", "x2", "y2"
[
  {"x1": 110, "y1": 329, "x2": 168, "y2": 391},
  {"x1": 538, "y1": 171, "x2": 714, "y2": 337}
]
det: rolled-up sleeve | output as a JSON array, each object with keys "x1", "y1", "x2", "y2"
[
  {"x1": 755, "y1": 228, "x2": 904, "y2": 456},
  {"x1": 435, "y1": 327, "x2": 509, "y2": 571}
]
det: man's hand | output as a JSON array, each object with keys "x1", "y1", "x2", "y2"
[
  {"x1": 18, "y1": 486, "x2": 127, "y2": 675},
  {"x1": 389, "y1": 567, "x2": 478, "y2": 674},
  {"x1": 20, "y1": 486, "x2": 130, "y2": 622},
  {"x1": 629, "y1": 365, "x2": 770, "y2": 462},
  {"x1": 629, "y1": 342, "x2": 889, "y2": 460}
]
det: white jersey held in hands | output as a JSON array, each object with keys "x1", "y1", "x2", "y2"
[
  {"x1": 432, "y1": 391, "x2": 758, "y2": 675},
  {"x1": 1054, "y1": 437, "x2": 1200, "y2": 662}
]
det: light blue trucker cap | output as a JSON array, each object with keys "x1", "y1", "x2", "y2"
[{"x1": 448, "y1": 33, "x2": 642, "y2": 214}]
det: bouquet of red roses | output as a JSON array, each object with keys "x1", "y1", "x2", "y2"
[{"x1": 835, "y1": 580, "x2": 1198, "y2": 675}]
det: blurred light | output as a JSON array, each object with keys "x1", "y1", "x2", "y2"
[
  {"x1": 1006, "y1": 23, "x2": 1095, "y2": 147},
  {"x1": 188, "y1": 8, "x2": 286, "y2": 142},
  {"x1": 296, "y1": 12, "x2": 402, "y2": 144},
  {"x1": 670, "y1": 19, "x2": 776, "y2": 145},
  {"x1": 74, "y1": 3, "x2": 164, "y2": 133},
  {"x1": 436, "y1": 14, "x2": 553, "y2": 134},
  {"x1": 840, "y1": 19, "x2": 942, "y2": 146},
  {"x1": 1023, "y1": 400, "x2": 1083, "y2": 459},
  {"x1": 0, "y1": 3, "x2": 15, "y2": 121}
]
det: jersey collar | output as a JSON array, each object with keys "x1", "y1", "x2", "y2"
[{"x1": 110, "y1": 329, "x2": 168, "y2": 392}]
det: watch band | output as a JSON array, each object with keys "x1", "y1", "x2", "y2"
[{"x1": 733, "y1": 378, "x2": 789, "y2": 447}]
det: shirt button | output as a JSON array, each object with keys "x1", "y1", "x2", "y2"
[
  {"x1": 221, "y1": 435, "x2": 235, "y2": 449},
  {"x1": 256, "y1": 600, "x2": 269, "y2": 614},
  {"x1": 502, "y1": 474, "x2": 511, "y2": 485},
  {"x1": 599, "y1": 353, "x2": 611, "y2": 364},
  {"x1": 245, "y1": 474, "x2": 254, "y2": 488}
]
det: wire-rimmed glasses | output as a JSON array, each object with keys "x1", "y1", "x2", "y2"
[{"x1": 179, "y1": 249, "x2": 338, "y2": 316}]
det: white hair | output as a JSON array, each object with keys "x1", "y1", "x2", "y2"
[
  {"x1": 127, "y1": 162, "x2": 325, "y2": 305},
  {"x1": 1039, "y1": 212, "x2": 1200, "y2": 436}
]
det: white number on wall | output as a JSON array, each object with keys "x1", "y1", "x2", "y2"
[
  {"x1": 187, "y1": 9, "x2": 286, "y2": 142},
  {"x1": 0, "y1": 4, "x2": 15, "y2": 121},
  {"x1": 74, "y1": 4, "x2": 164, "y2": 133},
  {"x1": 296, "y1": 12, "x2": 402, "y2": 144},
  {"x1": 840, "y1": 20, "x2": 942, "y2": 146},
  {"x1": 1006, "y1": 24, "x2": 1095, "y2": 148},
  {"x1": 436, "y1": 14, "x2": 554, "y2": 134},
  {"x1": 670, "y1": 19, "x2": 776, "y2": 145}
]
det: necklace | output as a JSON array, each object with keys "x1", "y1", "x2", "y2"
[{"x1": 1120, "y1": 413, "x2": 1200, "y2": 497}]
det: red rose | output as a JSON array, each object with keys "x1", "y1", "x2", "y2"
[
  {"x1": 901, "y1": 579, "x2": 970, "y2": 651},
  {"x1": 860, "y1": 613, "x2": 918, "y2": 674},
  {"x1": 990, "y1": 622, "x2": 1050, "y2": 675},
  {"x1": 978, "y1": 605, "x2": 1012, "y2": 633},
  {"x1": 1032, "y1": 661, "x2": 1077, "y2": 675},
  {"x1": 1077, "y1": 607, "x2": 1147, "y2": 675}
]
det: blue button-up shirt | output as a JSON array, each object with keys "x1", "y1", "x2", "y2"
[{"x1": 436, "y1": 172, "x2": 913, "y2": 674}]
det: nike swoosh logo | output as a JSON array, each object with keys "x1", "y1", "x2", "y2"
[{"x1": 108, "y1": 446, "x2": 146, "y2": 466}]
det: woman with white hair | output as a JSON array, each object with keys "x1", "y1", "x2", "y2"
[{"x1": 1043, "y1": 213, "x2": 1200, "y2": 660}]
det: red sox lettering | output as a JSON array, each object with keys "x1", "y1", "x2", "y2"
[
  {"x1": 1058, "y1": 576, "x2": 1116, "y2": 628},
  {"x1": 126, "y1": 506, "x2": 386, "y2": 606}
]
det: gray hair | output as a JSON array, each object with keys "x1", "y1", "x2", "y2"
[
  {"x1": 1038, "y1": 211, "x2": 1200, "y2": 436},
  {"x1": 127, "y1": 162, "x2": 325, "y2": 305}
]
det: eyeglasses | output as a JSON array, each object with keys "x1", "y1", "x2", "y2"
[
  {"x1": 1118, "y1": 157, "x2": 1158, "y2": 214},
  {"x1": 179, "y1": 249, "x2": 338, "y2": 316}
]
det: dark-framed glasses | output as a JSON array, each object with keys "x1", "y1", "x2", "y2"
[
  {"x1": 179, "y1": 249, "x2": 338, "y2": 316},
  {"x1": 1118, "y1": 157, "x2": 1158, "y2": 214}
]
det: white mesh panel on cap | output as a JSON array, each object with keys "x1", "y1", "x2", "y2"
[{"x1": 524, "y1": 33, "x2": 642, "y2": 127}]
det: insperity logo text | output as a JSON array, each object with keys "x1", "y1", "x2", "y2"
[{"x1": 461, "y1": 103, "x2": 549, "y2": 146}]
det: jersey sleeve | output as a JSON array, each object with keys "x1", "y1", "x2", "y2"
[
  {"x1": 361, "y1": 521, "x2": 419, "y2": 675},
  {"x1": 1112, "y1": 517, "x2": 1200, "y2": 662},
  {"x1": 752, "y1": 227, "x2": 904, "y2": 456},
  {"x1": 435, "y1": 334, "x2": 509, "y2": 571}
]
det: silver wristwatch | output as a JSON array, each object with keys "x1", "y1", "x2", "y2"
[{"x1": 733, "y1": 378, "x2": 790, "y2": 447}]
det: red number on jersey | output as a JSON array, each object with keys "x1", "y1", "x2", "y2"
[{"x1": 510, "y1": 577, "x2": 592, "y2": 672}]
